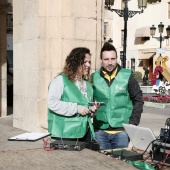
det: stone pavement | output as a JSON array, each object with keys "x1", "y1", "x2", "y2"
[
  {"x1": 0, "y1": 115, "x2": 137, "y2": 170},
  {"x1": 1, "y1": 105, "x2": 170, "y2": 170},
  {"x1": 140, "y1": 106, "x2": 170, "y2": 137}
]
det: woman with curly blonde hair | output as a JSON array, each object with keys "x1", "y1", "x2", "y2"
[
  {"x1": 62, "y1": 47, "x2": 91, "y2": 81},
  {"x1": 48, "y1": 47, "x2": 97, "y2": 140}
]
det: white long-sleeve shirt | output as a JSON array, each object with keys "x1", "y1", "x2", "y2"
[{"x1": 47, "y1": 75, "x2": 86, "y2": 117}]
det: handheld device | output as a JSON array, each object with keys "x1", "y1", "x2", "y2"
[{"x1": 88, "y1": 102, "x2": 106, "y2": 106}]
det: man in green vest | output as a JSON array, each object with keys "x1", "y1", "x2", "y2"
[
  {"x1": 48, "y1": 47, "x2": 97, "y2": 141},
  {"x1": 91, "y1": 42, "x2": 143, "y2": 150}
]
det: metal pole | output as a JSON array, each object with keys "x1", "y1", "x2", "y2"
[
  {"x1": 160, "y1": 32, "x2": 162, "y2": 48},
  {"x1": 123, "y1": 1, "x2": 128, "y2": 68}
]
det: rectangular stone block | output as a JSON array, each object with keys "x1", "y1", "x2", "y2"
[
  {"x1": 23, "y1": 40, "x2": 39, "y2": 69},
  {"x1": 38, "y1": 0, "x2": 47, "y2": 17},
  {"x1": 1, "y1": 63, "x2": 7, "y2": 80},
  {"x1": 23, "y1": 99, "x2": 38, "y2": 132},
  {"x1": 61, "y1": 17, "x2": 75, "y2": 39},
  {"x1": 1, "y1": 97, "x2": 7, "y2": 117},
  {"x1": 38, "y1": 17, "x2": 46, "y2": 39},
  {"x1": 38, "y1": 100, "x2": 48, "y2": 132},
  {"x1": 13, "y1": 43, "x2": 23, "y2": 69},
  {"x1": 14, "y1": 69, "x2": 24, "y2": 95},
  {"x1": 23, "y1": 69, "x2": 39, "y2": 99},
  {"x1": 61, "y1": 0, "x2": 71, "y2": 17},
  {"x1": 47, "y1": 0, "x2": 61, "y2": 17},
  {"x1": 13, "y1": 95, "x2": 24, "y2": 122},
  {"x1": 23, "y1": 0, "x2": 38, "y2": 19},
  {"x1": 38, "y1": 40, "x2": 46, "y2": 69},
  {"x1": 13, "y1": 25, "x2": 23, "y2": 44},
  {"x1": 23, "y1": 17, "x2": 39, "y2": 40},
  {"x1": 46, "y1": 39, "x2": 62, "y2": 69},
  {"x1": 13, "y1": 0, "x2": 24, "y2": 25},
  {"x1": 72, "y1": 0, "x2": 96, "y2": 18},
  {"x1": 46, "y1": 17, "x2": 60, "y2": 38},
  {"x1": 75, "y1": 18, "x2": 96, "y2": 41},
  {"x1": 38, "y1": 70, "x2": 50, "y2": 99}
]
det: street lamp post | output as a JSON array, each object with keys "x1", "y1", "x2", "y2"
[
  {"x1": 105, "y1": 0, "x2": 147, "y2": 68},
  {"x1": 150, "y1": 22, "x2": 170, "y2": 51}
]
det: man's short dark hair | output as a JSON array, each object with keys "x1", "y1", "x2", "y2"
[{"x1": 100, "y1": 42, "x2": 117, "y2": 59}]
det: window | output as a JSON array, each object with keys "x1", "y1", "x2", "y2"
[
  {"x1": 104, "y1": 22, "x2": 108, "y2": 36},
  {"x1": 6, "y1": 14, "x2": 13, "y2": 33}
]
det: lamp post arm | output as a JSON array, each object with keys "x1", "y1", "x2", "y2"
[
  {"x1": 108, "y1": 8, "x2": 124, "y2": 17},
  {"x1": 108, "y1": 9, "x2": 140, "y2": 18},
  {"x1": 128, "y1": 10, "x2": 141, "y2": 18}
]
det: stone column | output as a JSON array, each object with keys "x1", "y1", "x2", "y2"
[
  {"x1": 0, "y1": 3, "x2": 9, "y2": 117},
  {"x1": 13, "y1": 0, "x2": 103, "y2": 132}
]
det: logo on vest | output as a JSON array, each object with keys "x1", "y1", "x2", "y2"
[{"x1": 115, "y1": 85, "x2": 126, "y2": 93}]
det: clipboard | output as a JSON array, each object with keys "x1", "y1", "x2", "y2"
[{"x1": 8, "y1": 132, "x2": 50, "y2": 141}]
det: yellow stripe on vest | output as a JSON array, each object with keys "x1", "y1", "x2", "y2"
[{"x1": 104, "y1": 130, "x2": 123, "y2": 134}]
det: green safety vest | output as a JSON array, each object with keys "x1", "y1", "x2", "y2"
[
  {"x1": 92, "y1": 69, "x2": 133, "y2": 129},
  {"x1": 48, "y1": 74, "x2": 94, "y2": 139}
]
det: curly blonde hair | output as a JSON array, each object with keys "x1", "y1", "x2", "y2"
[{"x1": 62, "y1": 47, "x2": 91, "y2": 82}]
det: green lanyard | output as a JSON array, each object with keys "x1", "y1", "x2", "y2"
[{"x1": 87, "y1": 115, "x2": 95, "y2": 140}]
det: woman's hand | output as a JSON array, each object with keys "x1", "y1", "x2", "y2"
[
  {"x1": 80, "y1": 106, "x2": 91, "y2": 116},
  {"x1": 80, "y1": 103, "x2": 100, "y2": 116}
]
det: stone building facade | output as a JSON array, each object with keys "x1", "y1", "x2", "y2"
[{"x1": 12, "y1": 0, "x2": 103, "y2": 132}]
